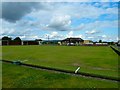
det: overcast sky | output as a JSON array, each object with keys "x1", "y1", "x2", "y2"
[{"x1": 1, "y1": 2, "x2": 119, "y2": 41}]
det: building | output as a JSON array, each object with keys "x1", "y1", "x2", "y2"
[
  {"x1": 95, "y1": 43, "x2": 108, "y2": 46},
  {"x1": 82, "y1": 40, "x2": 93, "y2": 46},
  {"x1": 83, "y1": 40, "x2": 93, "y2": 44},
  {"x1": 35, "y1": 39, "x2": 43, "y2": 45},
  {"x1": 61, "y1": 37, "x2": 84, "y2": 46},
  {"x1": 9, "y1": 40, "x2": 22, "y2": 45},
  {"x1": 21, "y1": 40, "x2": 38, "y2": 45},
  {"x1": 21, "y1": 39, "x2": 42, "y2": 45},
  {"x1": 1, "y1": 36, "x2": 42, "y2": 46}
]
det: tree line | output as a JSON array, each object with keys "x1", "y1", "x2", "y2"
[{"x1": 2, "y1": 36, "x2": 21, "y2": 42}]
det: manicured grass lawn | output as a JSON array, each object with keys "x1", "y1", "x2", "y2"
[
  {"x1": 2, "y1": 62, "x2": 119, "y2": 88},
  {"x1": 2, "y1": 45, "x2": 119, "y2": 78}
]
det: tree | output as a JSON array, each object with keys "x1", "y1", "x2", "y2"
[
  {"x1": 2, "y1": 36, "x2": 12, "y2": 41},
  {"x1": 2, "y1": 36, "x2": 12, "y2": 45},
  {"x1": 99, "y1": 40, "x2": 102, "y2": 43},
  {"x1": 14, "y1": 37, "x2": 21, "y2": 42}
]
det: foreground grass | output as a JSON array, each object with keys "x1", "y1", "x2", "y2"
[
  {"x1": 2, "y1": 46, "x2": 119, "y2": 78},
  {"x1": 2, "y1": 63, "x2": 119, "y2": 88}
]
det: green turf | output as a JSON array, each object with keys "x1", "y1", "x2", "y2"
[
  {"x1": 2, "y1": 45, "x2": 119, "y2": 78},
  {"x1": 2, "y1": 62, "x2": 119, "y2": 88}
]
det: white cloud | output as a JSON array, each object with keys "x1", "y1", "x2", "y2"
[
  {"x1": 22, "y1": 2, "x2": 118, "y2": 29},
  {"x1": 110, "y1": 0, "x2": 119, "y2": 2},
  {"x1": 1, "y1": 19, "x2": 41, "y2": 40},
  {"x1": 82, "y1": 20, "x2": 118, "y2": 31},
  {"x1": 50, "y1": 31, "x2": 58, "y2": 38},
  {"x1": 87, "y1": 36, "x2": 94, "y2": 39},
  {"x1": 85, "y1": 34, "x2": 118, "y2": 42},
  {"x1": 101, "y1": 0, "x2": 109, "y2": 2},
  {"x1": 85, "y1": 30, "x2": 100, "y2": 34},
  {"x1": 73, "y1": 35, "x2": 83, "y2": 38},
  {"x1": 43, "y1": 31, "x2": 64, "y2": 40},
  {"x1": 19, "y1": 35, "x2": 39, "y2": 40},
  {"x1": 66, "y1": 31, "x2": 84, "y2": 38},
  {"x1": 74, "y1": 23, "x2": 85, "y2": 31},
  {"x1": 42, "y1": 31, "x2": 84, "y2": 40},
  {"x1": 47, "y1": 15, "x2": 71, "y2": 31},
  {"x1": 66, "y1": 31, "x2": 73, "y2": 37},
  {"x1": 102, "y1": 35, "x2": 107, "y2": 38},
  {"x1": 2, "y1": 0, "x2": 99, "y2": 2}
]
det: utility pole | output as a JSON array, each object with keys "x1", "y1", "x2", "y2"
[
  {"x1": 48, "y1": 35, "x2": 49, "y2": 42},
  {"x1": 46, "y1": 35, "x2": 49, "y2": 44}
]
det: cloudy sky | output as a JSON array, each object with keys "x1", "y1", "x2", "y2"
[{"x1": 1, "y1": 2, "x2": 119, "y2": 41}]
